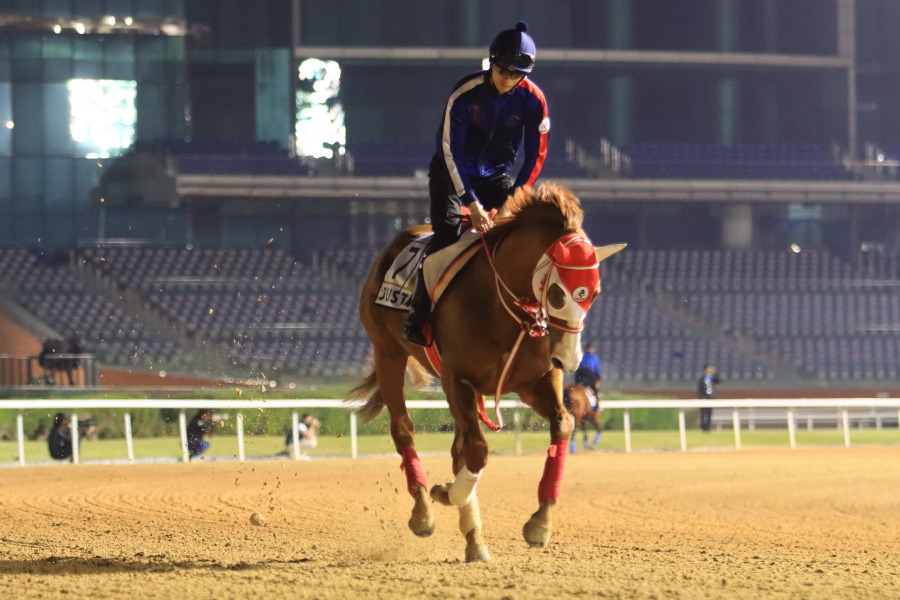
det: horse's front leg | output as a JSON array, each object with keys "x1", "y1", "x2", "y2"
[
  {"x1": 430, "y1": 377, "x2": 490, "y2": 562},
  {"x1": 518, "y1": 368, "x2": 571, "y2": 548}
]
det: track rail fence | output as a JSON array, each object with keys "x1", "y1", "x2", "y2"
[{"x1": 3, "y1": 398, "x2": 900, "y2": 466}]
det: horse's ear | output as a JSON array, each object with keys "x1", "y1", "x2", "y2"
[{"x1": 595, "y1": 243, "x2": 626, "y2": 263}]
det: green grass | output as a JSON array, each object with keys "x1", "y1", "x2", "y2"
[{"x1": 3, "y1": 427, "x2": 897, "y2": 464}]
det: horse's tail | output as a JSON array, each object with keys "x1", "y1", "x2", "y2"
[
  {"x1": 345, "y1": 355, "x2": 432, "y2": 424},
  {"x1": 346, "y1": 370, "x2": 382, "y2": 423}
]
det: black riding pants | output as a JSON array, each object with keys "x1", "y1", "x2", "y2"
[{"x1": 427, "y1": 157, "x2": 512, "y2": 253}]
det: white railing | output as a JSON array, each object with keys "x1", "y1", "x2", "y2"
[
  {"x1": 3, "y1": 398, "x2": 899, "y2": 466},
  {"x1": 601, "y1": 398, "x2": 900, "y2": 453}
]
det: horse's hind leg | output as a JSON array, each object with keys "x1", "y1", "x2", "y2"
[
  {"x1": 377, "y1": 350, "x2": 434, "y2": 538},
  {"x1": 569, "y1": 413, "x2": 579, "y2": 454},
  {"x1": 591, "y1": 411, "x2": 602, "y2": 448}
]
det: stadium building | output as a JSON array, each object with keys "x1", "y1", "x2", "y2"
[{"x1": 2, "y1": 0, "x2": 900, "y2": 394}]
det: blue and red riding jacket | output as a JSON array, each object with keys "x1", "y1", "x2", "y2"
[{"x1": 432, "y1": 70, "x2": 550, "y2": 203}]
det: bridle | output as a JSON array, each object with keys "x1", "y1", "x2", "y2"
[
  {"x1": 481, "y1": 234, "x2": 550, "y2": 339},
  {"x1": 477, "y1": 232, "x2": 597, "y2": 430},
  {"x1": 481, "y1": 231, "x2": 595, "y2": 337}
]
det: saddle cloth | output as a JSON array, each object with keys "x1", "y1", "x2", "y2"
[{"x1": 375, "y1": 228, "x2": 483, "y2": 311}]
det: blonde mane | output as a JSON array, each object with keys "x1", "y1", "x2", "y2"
[{"x1": 492, "y1": 182, "x2": 584, "y2": 234}]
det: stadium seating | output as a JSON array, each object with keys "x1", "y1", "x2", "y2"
[
  {"x1": 159, "y1": 139, "x2": 311, "y2": 176},
  {"x1": 0, "y1": 246, "x2": 184, "y2": 366},
  {"x1": 345, "y1": 141, "x2": 432, "y2": 176},
  {"x1": 77, "y1": 245, "x2": 370, "y2": 378},
  {"x1": 621, "y1": 143, "x2": 857, "y2": 180},
  {"x1": 605, "y1": 247, "x2": 900, "y2": 384},
  {"x1": 6, "y1": 243, "x2": 900, "y2": 387},
  {"x1": 344, "y1": 140, "x2": 590, "y2": 178}
]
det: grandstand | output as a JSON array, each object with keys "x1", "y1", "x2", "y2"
[
  {"x1": 3, "y1": 2, "x2": 900, "y2": 395},
  {"x1": 2, "y1": 241, "x2": 900, "y2": 393}
]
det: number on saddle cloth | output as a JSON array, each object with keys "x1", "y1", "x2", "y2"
[
  {"x1": 374, "y1": 230, "x2": 483, "y2": 312},
  {"x1": 374, "y1": 236, "x2": 431, "y2": 312}
]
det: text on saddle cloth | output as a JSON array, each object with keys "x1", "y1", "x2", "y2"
[{"x1": 374, "y1": 229, "x2": 483, "y2": 311}]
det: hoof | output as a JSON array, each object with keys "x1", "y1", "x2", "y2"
[
  {"x1": 408, "y1": 513, "x2": 434, "y2": 538},
  {"x1": 522, "y1": 519, "x2": 551, "y2": 548},
  {"x1": 429, "y1": 483, "x2": 452, "y2": 506},
  {"x1": 408, "y1": 486, "x2": 435, "y2": 538},
  {"x1": 465, "y1": 544, "x2": 491, "y2": 562}
]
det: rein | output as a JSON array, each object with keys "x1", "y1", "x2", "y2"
[{"x1": 477, "y1": 232, "x2": 584, "y2": 430}]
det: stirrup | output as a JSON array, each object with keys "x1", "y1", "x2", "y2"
[{"x1": 403, "y1": 321, "x2": 432, "y2": 347}]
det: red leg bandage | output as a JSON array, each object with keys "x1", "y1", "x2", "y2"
[
  {"x1": 537, "y1": 439, "x2": 568, "y2": 502},
  {"x1": 399, "y1": 445, "x2": 429, "y2": 497}
]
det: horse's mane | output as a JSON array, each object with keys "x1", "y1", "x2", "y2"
[{"x1": 491, "y1": 182, "x2": 584, "y2": 236}]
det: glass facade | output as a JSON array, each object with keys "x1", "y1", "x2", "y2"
[{"x1": 0, "y1": 2, "x2": 189, "y2": 249}]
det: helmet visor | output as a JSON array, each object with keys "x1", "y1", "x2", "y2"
[{"x1": 491, "y1": 50, "x2": 535, "y2": 72}]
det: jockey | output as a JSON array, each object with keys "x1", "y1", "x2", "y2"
[
  {"x1": 574, "y1": 343, "x2": 601, "y2": 406},
  {"x1": 403, "y1": 21, "x2": 551, "y2": 346}
]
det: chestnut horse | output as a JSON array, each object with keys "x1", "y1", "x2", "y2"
[
  {"x1": 348, "y1": 183, "x2": 623, "y2": 562},
  {"x1": 563, "y1": 384, "x2": 602, "y2": 453}
]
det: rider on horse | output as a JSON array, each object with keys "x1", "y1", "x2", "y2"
[
  {"x1": 575, "y1": 342, "x2": 601, "y2": 407},
  {"x1": 403, "y1": 21, "x2": 551, "y2": 346}
]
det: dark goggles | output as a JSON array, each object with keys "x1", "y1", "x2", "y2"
[
  {"x1": 491, "y1": 50, "x2": 535, "y2": 72},
  {"x1": 494, "y1": 64, "x2": 526, "y2": 78}
]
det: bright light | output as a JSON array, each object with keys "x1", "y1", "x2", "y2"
[
  {"x1": 295, "y1": 58, "x2": 345, "y2": 159},
  {"x1": 53, "y1": 24, "x2": 62, "y2": 34},
  {"x1": 103, "y1": 15, "x2": 116, "y2": 26},
  {"x1": 124, "y1": 16, "x2": 133, "y2": 26},
  {"x1": 790, "y1": 244, "x2": 801, "y2": 253},
  {"x1": 4, "y1": 121, "x2": 12, "y2": 129},
  {"x1": 74, "y1": 22, "x2": 86, "y2": 34},
  {"x1": 68, "y1": 79, "x2": 136, "y2": 158}
]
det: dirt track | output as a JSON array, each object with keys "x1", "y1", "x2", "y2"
[{"x1": 1, "y1": 447, "x2": 898, "y2": 600}]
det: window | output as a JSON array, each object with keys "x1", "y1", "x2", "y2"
[
  {"x1": 295, "y1": 59, "x2": 345, "y2": 159},
  {"x1": 67, "y1": 79, "x2": 136, "y2": 158}
]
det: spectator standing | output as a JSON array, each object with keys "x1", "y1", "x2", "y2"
[
  {"x1": 47, "y1": 412, "x2": 72, "y2": 461},
  {"x1": 285, "y1": 414, "x2": 321, "y2": 460},
  {"x1": 186, "y1": 409, "x2": 220, "y2": 460},
  {"x1": 697, "y1": 364, "x2": 720, "y2": 432}
]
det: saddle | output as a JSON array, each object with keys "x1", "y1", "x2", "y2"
[{"x1": 374, "y1": 228, "x2": 483, "y2": 312}]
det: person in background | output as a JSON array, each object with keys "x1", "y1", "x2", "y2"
[
  {"x1": 697, "y1": 364, "x2": 720, "y2": 432},
  {"x1": 186, "y1": 409, "x2": 220, "y2": 460},
  {"x1": 403, "y1": 21, "x2": 551, "y2": 346},
  {"x1": 284, "y1": 413, "x2": 321, "y2": 460},
  {"x1": 47, "y1": 412, "x2": 73, "y2": 461},
  {"x1": 575, "y1": 343, "x2": 602, "y2": 407}
]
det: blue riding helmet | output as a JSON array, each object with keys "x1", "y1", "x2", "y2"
[{"x1": 489, "y1": 21, "x2": 536, "y2": 73}]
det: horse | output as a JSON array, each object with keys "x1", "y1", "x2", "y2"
[
  {"x1": 348, "y1": 182, "x2": 624, "y2": 562},
  {"x1": 563, "y1": 384, "x2": 602, "y2": 453}
]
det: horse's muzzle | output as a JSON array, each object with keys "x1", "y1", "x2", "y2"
[{"x1": 551, "y1": 357, "x2": 564, "y2": 370}]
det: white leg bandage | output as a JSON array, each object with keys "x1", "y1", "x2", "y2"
[
  {"x1": 458, "y1": 495, "x2": 483, "y2": 536},
  {"x1": 448, "y1": 466, "x2": 482, "y2": 507}
]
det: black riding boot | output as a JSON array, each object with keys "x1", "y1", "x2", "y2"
[{"x1": 402, "y1": 268, "x2": 432, "y2": 347}]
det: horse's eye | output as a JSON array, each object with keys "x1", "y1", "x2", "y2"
[{"x1": 547, "y1": 283, "x2": 568, "y2": 310}]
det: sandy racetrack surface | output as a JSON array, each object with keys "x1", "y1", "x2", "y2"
[{"x1": 1, "y1": 447, "x2": 898, "y2": 599}]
